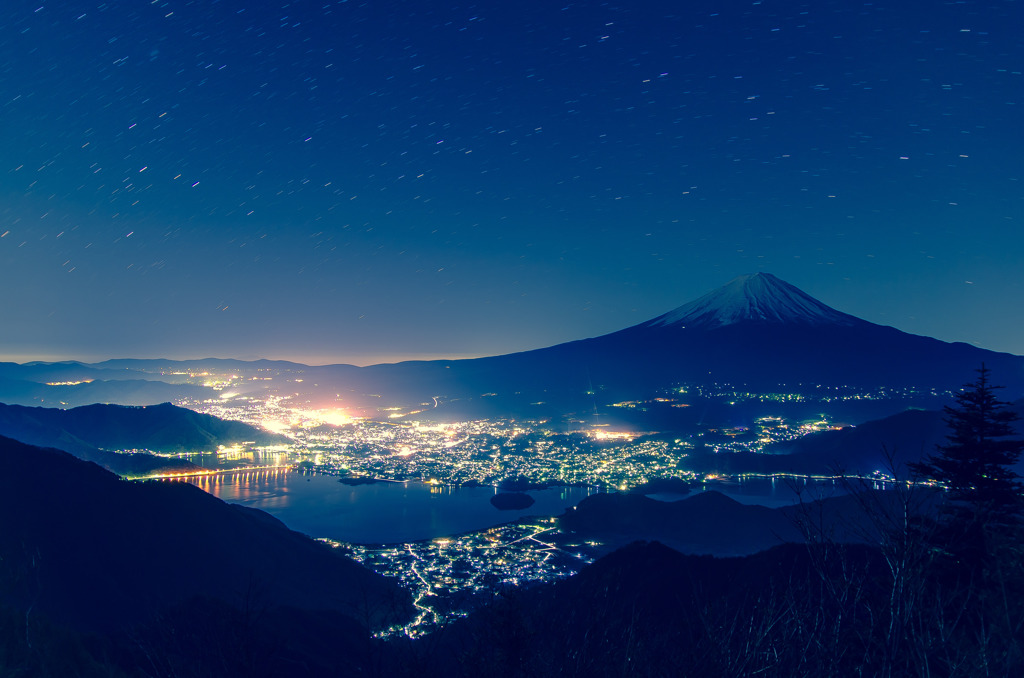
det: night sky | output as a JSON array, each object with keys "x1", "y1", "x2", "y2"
[{"x1": 2, "y1": 0, "x2": 1022, "y2": 365}]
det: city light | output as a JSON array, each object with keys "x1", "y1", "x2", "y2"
[{"x1": 154, "y1": 369, "x2": 915, "y2": 638}]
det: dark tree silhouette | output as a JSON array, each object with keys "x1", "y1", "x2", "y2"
[
  {"x1": 905, "y1": 367, "x2": 1024, "y2": 676},
  {"x1": 910, "y1": 365, "x2": 1023, "y2": 524}
]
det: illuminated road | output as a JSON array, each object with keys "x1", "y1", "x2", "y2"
[{"x1": 404, "y1": 544, "x2": 441, "y2": 636}]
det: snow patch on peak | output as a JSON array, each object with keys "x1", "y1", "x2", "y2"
[{"x1": 649, "y1": 273, "x2": 859, "y2": 329}]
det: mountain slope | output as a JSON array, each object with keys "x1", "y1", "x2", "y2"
[
  {"x1": 0, "y1": 401, "x2": 283, "y2": 452},
  {"x1": 556, "y1": 488, "x2": 934, "y2": 556},
  {"x1": 766, "y1": 397, "x2": 1024, "y2": 475},
  {"x1": 0, "y1": 401, "x2": 287, "y2": 476},
  {"x1": 423, "y1": 540, "x2": 892, "y2": 677},
  {"x1": 649, "y1": 272, "x2": 861, "y2": 328},
  {"x1": 0, "y1": 435, "x2": 409, "y2": 634},
  {"x1": 558, "y1": 490, "x2": 803, "y2": 555},
  {"x1": 347, "y1": 273, "x2": 1024, "y2": 411}
]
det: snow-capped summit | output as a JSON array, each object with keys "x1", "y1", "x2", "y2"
[{"x1": 648, "y1": 273, "x2": 859, "y2": 329}]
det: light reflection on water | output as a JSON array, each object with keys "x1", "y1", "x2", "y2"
[
  {"x1": 184, "y1": 470, "x2": 596, "y2": 544},
  {"x1": 175, "y1": 463, "x2": 882, "y2": 542}
]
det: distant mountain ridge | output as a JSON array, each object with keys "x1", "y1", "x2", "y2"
[
  {"x1": 3, "y1": 274, "x2": 1023, "y2": 416},
  {"x1": 557, "y1": 488, "x2": 934, "y2": 557},
  {"x1": 766, "y1": 397, "x2": 1024, "y2": 474},
  {"x1": 0, "y1": 402, "x2": 286, "y2": 476}
]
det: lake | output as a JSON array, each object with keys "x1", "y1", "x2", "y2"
[
  {"x1": 186, "y1": 468, "x2": 596, "y2": 544},
  {"x1": 182, "y1": 467, "x2": 865, "y2": 544}
]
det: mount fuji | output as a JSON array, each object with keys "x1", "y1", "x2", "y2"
[
  {"x1": 345, "y1": 272, "x2": 1024, "y2": 410},
  {"x1": 647, "y1": 273, "x2": 861, "y2": 329}
]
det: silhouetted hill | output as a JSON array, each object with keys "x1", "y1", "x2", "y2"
[
  {"x1": 628, "y1": 476, "x2": 691, "y2": 495},
  {"x1": 0, "y1": 401, "x2": 287, "y2": 476},
  {"x1": 1, "y1": 401, "x2": 283, "y2": 451},
  {"x1": 0, "y1": 435, "x2": 411, "y2": 675},
  {"x1": 557, "y1": 488, "x2": 938, "y2": 556},
  {"x1": 671, "y1": 409, "x2": 949, "y2": 477},
  {"x1": 746, "y1": 398, "x2": 1024, "y2": 476},
  {"x1": 559, "y1": 491, "x2": 800, "y2": 555},
  {"x1": 425, "y1": 540, "x2": 891, "y2": 677},
  {"x1": 772, "y1": 408, "x2": 949, "y2": 473},
  {"x1": 0, "y1": 435, "x2": 408, "y2": 631},
  {"x1": 677, "y1": 398, "x2": 1024, "y2": 478}
]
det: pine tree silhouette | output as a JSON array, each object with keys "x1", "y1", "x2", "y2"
[{"x1": 910, "y1": 365, "x2": 1023, "y2": 523}]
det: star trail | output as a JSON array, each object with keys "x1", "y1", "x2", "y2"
[{"x1": 2, "y1": 0, "x2": 1022, "y2": 363}]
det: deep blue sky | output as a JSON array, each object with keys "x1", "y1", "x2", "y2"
[{"x1": 2, "y1": 0, "x2": 1022, "y2": 364}]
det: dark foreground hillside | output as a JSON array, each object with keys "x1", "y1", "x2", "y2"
[
  {"x1": 402, "y1": 532, "x2": 1024, "y2": 678},
  {"x1": 0, "y1": 436, "x2": 411, "y2": 677},
  {"x1": 3, "y1": 436, "x2": 1023, "y2": 676}
]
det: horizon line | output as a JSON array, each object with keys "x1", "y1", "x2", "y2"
[{"x1": 0, "y1": 351, "x2": 492, "y2": 368}]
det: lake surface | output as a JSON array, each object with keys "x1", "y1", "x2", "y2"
[
  {"x1": 182, "y1": 467, "x2": 867, "y2": 543},
  {"x1": 186, "y1": 468, "x2": 596, "y2": 544}
]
